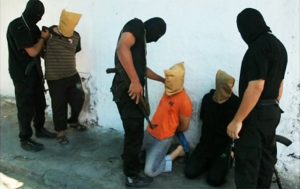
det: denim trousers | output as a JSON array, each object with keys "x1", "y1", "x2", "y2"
[{"x1": 142, "y1": 131, "x2": 173, "y2": 177}]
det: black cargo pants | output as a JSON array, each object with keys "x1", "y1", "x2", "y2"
[
  {"x1": 115, "y1": 94, "x2": 144, "y2": 177},
  {"x1": 13, "y1": 70, "x2": 46, "y2": 141},
  {"x1": 234, "y1": 102, "x2": 282, "y2": 189}
]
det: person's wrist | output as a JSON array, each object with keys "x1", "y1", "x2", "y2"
[
  {"x1": 233, "y1": 118, "x2": 242, "y2": 125},
  {"x1": 131, "y1": 79, "x2": 140, "y2": 84}
]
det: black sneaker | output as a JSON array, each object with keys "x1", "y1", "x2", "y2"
[
  {"x1": 125, "y1": 175, "x2": 153, "y2": 188},
  {"x1": 35, "y1": 128, "x2": 56, "y2": 138},
  {"x1": 21, "y1": 139, "x2": 44, "y2": 152}
]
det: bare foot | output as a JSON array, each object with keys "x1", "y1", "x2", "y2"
[
  {"x1": 176, "y1": 145, "x2": 185, "y2": 157},
  {"x1": 57, "y1": 131, "x2": 65, "y2": 138},
  {"x1": 170, "y1": 145, "x2": 185, "y2": 160}
]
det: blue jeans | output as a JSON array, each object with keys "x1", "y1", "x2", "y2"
[{"x1": 142, "y1": 131, "x2": 173, "y2": 177}]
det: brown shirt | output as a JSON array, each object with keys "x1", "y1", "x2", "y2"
[{"x1": 44, "y1": 26, "x2": 81, "y2": 80}]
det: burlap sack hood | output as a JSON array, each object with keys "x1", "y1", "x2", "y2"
[
  {"x1": 58, "y1": 9, "x2": 81, "y2": 38},
  {"x1": 213, "y1": 70, "x2": 235, "y2": 104},
  {"x1": 164, "y1": 62, "x2": 185, "y2": 96}
]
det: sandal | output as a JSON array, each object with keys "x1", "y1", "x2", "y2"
[
  {"x1": 56, "y1": 135, "x2": 69, "y2": 145},
  {"x1": 69, "y1": 123, "x2": 87, "y2": 132}
]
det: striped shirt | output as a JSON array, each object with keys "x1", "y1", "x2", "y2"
[{"x1": 44, "y1": 27, "x2": 81, "y2": 80}]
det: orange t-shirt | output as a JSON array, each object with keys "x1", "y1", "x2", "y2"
[{"x1": 147, "y1": 90, "x2": 193, "y2": 140}]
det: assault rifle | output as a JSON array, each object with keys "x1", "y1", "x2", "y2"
[
  {"x1": 228, "y1": 135, "x2": 291, "y2": 189},
  {"x1": 274, "y1": 134, "x2": 292, "y2": 189},
  {"x1": 107, "y1": 67, "x2": 189, "y2": 154},
  {"x1": 106, "y1": 67, "x2": 156, "y2": 129}
]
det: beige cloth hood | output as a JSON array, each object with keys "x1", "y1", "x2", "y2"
[
  {"x1": 58, "y1": 9, "x2": 81, "y2": 37},
  {"x1": 212, "y1": 70, "x2": 235, "y2": 104},
  {"x1": 164, "y1": 62, "x2": 185, "y2": 96}
]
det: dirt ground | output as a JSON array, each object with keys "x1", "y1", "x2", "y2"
[{"x1": 0, "y1": 95, "x2": 281, "y2": 189}]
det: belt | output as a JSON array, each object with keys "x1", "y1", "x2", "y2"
[{"x1": 256, "y1": 99, "x2": 278, "y2": 106}]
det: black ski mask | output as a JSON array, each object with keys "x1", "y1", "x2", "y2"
[
  {"x1": 22, "y1": 0, "x2": 45, "y2": 29},
  {"x1": 144, "y1": 17, "x2": 166, "y2": 43},
  {"x1": 237, "y1": 8, "x2": 271, "y2": 45}
]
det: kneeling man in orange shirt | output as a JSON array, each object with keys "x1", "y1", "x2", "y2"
[{"x1": 142, "y1": 62, "x2": 193, "y2": 178}]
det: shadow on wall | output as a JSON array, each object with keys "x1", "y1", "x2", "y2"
[{"x1": 79, "y1": 72, "x2": 99, "y2": 127}]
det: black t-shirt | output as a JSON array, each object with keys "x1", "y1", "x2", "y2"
[
  {"x1": 197, "y1": 89, "x2": 239, "y2": 157},
  {"x1": 111, "y1": 18, "x2": 146, "y2": 118},
  {"x1": 114, "y1": 18, "x2": 146, "y2": 86},
  {"x1": 7, "y1": 17, "x2": 41, "y2": 81},
  {"x1": 239, "y1": 33, "x2": 288, "y2": 99}
]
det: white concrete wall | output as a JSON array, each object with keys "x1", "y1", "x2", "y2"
[{"x1": 1, "y1": 0, "x2": 299, "y2": 187}]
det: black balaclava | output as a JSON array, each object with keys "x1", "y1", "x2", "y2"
[
  {"x1": 237, "y1": 8, "x2": 271, "y2": 45},
  {"x1": 144, "y1": 17, "x2": 166, "y2": 43},
  {"x1": 22, "y1": 0, "x2": 45, "y2": 29}
]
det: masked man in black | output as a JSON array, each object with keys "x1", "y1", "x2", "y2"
[
  {"x1": 7, "y1": 0, "x2": 56, "y2": 152},
  {"x1": 111, "y1": 17, "x2": 166, "y2": 188},
  {"x1": 227, "y1": 8, "x2": 288, "y2": 188}
]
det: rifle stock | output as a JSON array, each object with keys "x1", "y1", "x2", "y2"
[
  {"x1": 275, "y1": 134, "x2": 292, "y2": 146},
  {"x1": 106, "y1": 67, "x2": 156, "y2": 129}
]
